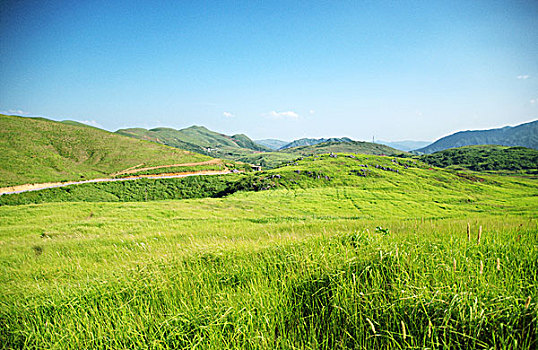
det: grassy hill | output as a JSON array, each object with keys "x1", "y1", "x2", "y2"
[
  {"x1": 279, "y1": 137, "x2": 353, "y2": 150},
  {"x1": 116, "y1": 125, "x2": 271, "y2": 158},
  {"x1": 280, "y1": 140, "x2": 405, "y2": 157},
  {"x1": 0, "y1": 114, "x2": 212, "y2": 187},
  {"x1": 1, "y1": 153, "x2": 537, "y2": 348},
  {"x1": 420, "y1": 145, "x2": 538, "y2": 173},
  {"x1": 416, "y1": 120, "x2": 538, "y2": 153}
]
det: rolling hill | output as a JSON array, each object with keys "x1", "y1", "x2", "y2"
[
  {"x1": 279, "y1": 137, "x2": 353, "y2": 150},
  {"x1": 116, "y1": 125, "x2": 271, "y2": 159},
  {"x1": 419, "y1": 145, "x2": 538, "y2": 173},
  {"x1": 0, "y1": 114, "x2": 212, "y2": 187},
  {"x1": 280, "y1": 140, "x2": 406, "y2": 157},
  {"x1": 416, "y1": 120, "x2": 538, "y2": 154}
]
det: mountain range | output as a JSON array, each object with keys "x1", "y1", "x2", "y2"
[
  {"x1": 416, "y1": 120, "x2": 538, "y2": 154},
  {"x1": 2, "y1": 113, "x2": 536, "y2": 187}
]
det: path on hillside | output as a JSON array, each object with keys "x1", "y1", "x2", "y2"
[
  {"x1": 111, "y1": 159, "x2": 223, "y2": 176},
  {"x1": 0, "y1": 170, "x2": 231, "y2": 196}
]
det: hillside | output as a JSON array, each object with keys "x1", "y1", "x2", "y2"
[
  {"x1": 420, "y1": 145, "x2": 538, "y2": 173},
  {"x1": 280, "y1": 140, "x2": 405, "y2": 157},
  {"x1": 0, "y1": 114, "x2": 211, "y2": 187},
  {"x1": 279, "y1": 137, "x2": 353, "y2": 150},
  {"x1": 2, "y1": 151, "x2": 534, "y2": 208},
  {"x1": 254, "y1": 139, "x2": 289, "y2": 150},
  {"x1": 416, "y1": 120, "x2": 538, "y2": 153},
  {"x1": 116, "y1": 125, "x2": 271, "y2": 159}
]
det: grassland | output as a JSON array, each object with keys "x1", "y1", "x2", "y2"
[
  {"x1": 0, "y1": 154, "x2": 537, "y2": 349},
  {"x1": 0, "y1": 115, "x2": 211, "y2": 187}
]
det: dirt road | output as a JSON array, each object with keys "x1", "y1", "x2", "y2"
[{"x1": 0, "y1": 170, "x2": 231, "y2": 196}]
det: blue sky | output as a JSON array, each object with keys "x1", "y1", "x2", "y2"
[{"x1": 1, "y1": 0, "x2": 537, "y2": 141}]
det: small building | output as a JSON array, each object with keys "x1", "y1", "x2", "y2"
[{"x1": 251, "y1": 165, "x2": 262, "y2": 171}]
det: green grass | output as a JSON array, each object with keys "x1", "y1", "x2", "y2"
[
  {"x1": 0, "y1": 115, "x2": 211, "y2": 187},
  {"x1": 0, "y1": 154, "x2": 537, "y2": 349}
]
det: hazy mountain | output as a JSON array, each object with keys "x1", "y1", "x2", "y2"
[
  {"x1": 280, "y1": 137, "x2": 353, "y2": 150},
  {"x1": 254, "y1": 139, "x2": 289, "y2": 150},
  {"x1": 377, "y1": 140, "x2": 431, "y2": 152},
  {"x1": 416, "y1": 120, "x2": 538, "y2": 154}
]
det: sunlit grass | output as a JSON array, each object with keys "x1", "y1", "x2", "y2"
[{"x1": 0, "y1": 154, "x2": 536, "y2": 349}]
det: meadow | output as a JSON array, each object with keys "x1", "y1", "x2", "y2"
[{"x1": 0, "y1": 154, "x2": 537, "y2": 349}]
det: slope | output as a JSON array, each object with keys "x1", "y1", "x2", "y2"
[
  {"x1": 0, "y1": 114, "x2": 212, "y2": 187},
  {"x1": 416, "y1": 120, "x2": 538, "y2": 153}
]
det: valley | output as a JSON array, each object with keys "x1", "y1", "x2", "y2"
[{"x1": 0, "y1": 115, "x2": 537, "y2": 349}]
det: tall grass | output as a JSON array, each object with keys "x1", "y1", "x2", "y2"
[
  {"x1": 0, "y1": 203, "x2": 536, "y2": 348},
  {"x1": 0, "y1": 154, "x2": 536, "y2": 348}
]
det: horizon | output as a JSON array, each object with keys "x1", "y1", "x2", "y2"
[
  {"x1": 2, "y1": 112, "x2": 537, "y2": 145},
  {"x1": 1, "y1": 1, "x2": 537, "y2": 141}
]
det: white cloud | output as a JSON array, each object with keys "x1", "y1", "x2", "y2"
[
  {"x1": 309, "y1": 110, "x2": 315, "y2": 115},
  {"x1": 223, "y1": 112, "x2": 234, "y2": 118},
  {"x1": 267, "y1": 110, "x2": 299, "y2": 119},
  {"x1": 1, "y1": 109, "x2": 30, "y2": 115},
  {"x1": 517, "y1": 75, "x2": 530, "y2": 80},
  {"x1": 531, "y1": 98, "x2": 537, "y2": 104},
  {"x1": 79, "y1": 120, "x2": 103, "y2": 128}
]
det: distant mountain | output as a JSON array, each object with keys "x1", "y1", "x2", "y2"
[
  {"x1": 280, "y1": 140, "x2": 405, "y2": 156},
  {"x1": 377, "y1": 140, "x2": 431, "y2": 152},
  {"x1": 255, "y1": 139, "x2": 289, "y2": 150},
  {"x1": 116, "y1": 125, "x2": 272, "y2": 160},
  {"x1": 416, "y1": 120, "x2": 538, "y2": 154},
  {"x1": 280, "y1": 137, "x2": 353, "y2": 150},
  {"x1": 0, "y1": 115, "x2": 211, "y2": 187}
]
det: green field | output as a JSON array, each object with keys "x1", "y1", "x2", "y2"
[
  {"x1": 1, "y1": 154, "x2": 537, "y2": 349},
  {"x1": 0, "y1": 115, "x2": 211, "y2": 187}
]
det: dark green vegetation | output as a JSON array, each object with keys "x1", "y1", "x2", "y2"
[
  {"x1": 420, "y1": 145, "x2": 538, "y2": 173},
  {"x1": 416, "y1": 120, "x2": 538, "y2": 154},
  {"x1": 0, "y1": 153, "x2": 537, "y2": 349},
  {"x1": 0, "y1": 115, "x2": 211, "y2": 187}
]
